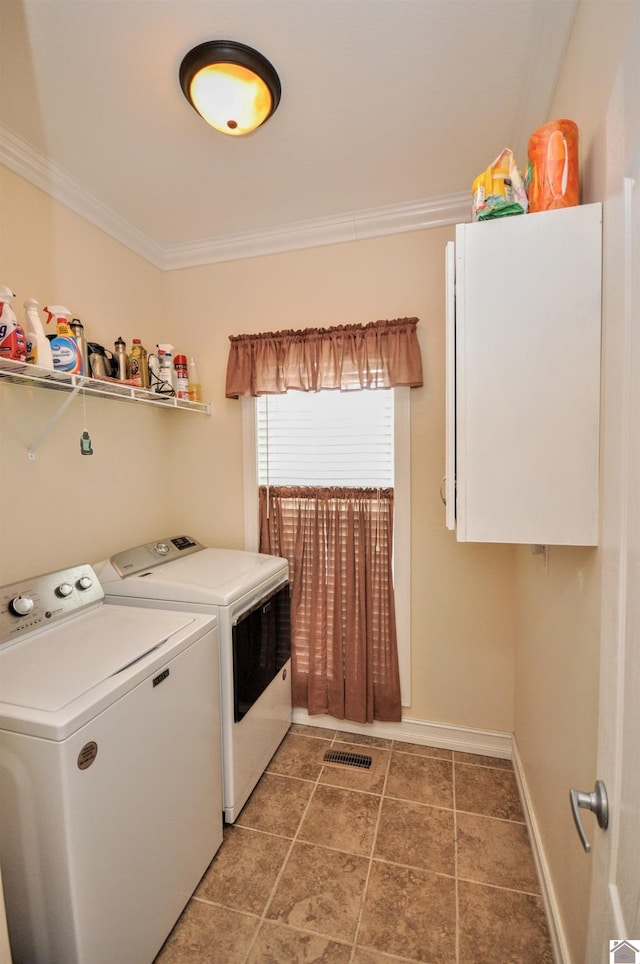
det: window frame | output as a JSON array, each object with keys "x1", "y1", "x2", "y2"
[{"x1": 242, "y1": 388, "x2": 411, "y2": 707}]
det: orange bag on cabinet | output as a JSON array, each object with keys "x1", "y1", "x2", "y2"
[{"x1": 526, "y1": 119, "x2": 579, "y2": 212}]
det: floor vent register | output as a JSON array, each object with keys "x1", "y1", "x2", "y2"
[{"x1": 323, "y1": 749, "x2": 373, "y2": 770}]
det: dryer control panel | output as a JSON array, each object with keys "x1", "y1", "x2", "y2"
[
  {"x1": 0, "y1": 564, "x2": 104, "y2": 646},
  {"x1": 110, "y1": 535, "x2": 204, "y2": 578}
]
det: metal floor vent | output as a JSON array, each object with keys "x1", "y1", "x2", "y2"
[{"x1": 323, "y1": 749, "x2": 372, "y2": 770}]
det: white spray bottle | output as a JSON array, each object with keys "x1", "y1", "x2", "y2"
[
  {"x1": 0, "y1": 284, "x2": 27, "y2": 361},
  {"x1": 156, "y1": 343, "x2": 176, "y2": 392},
  {"x1": 44, "y1": 305, "x2": 82, "y2": 374},
  {"x1": 24, "y1": 299, "x2": 54, "y2": 370}
]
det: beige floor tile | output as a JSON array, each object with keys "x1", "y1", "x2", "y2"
[
  {"x1": 352, "y1": 948, "x2": 415, "y2": 963},
  {"x1": 393, "y1": 740, "x2": 453, "y2": 761},
  {"x1": 236, "y1": 772, "x2": 314, "y2": 837},
  {"x1": 335, "y1": 730, "x2": 394, "y2": 749},
  {"x1": 290, "y1": 723, "x2": 338, "y2": 740},
  {"x1": 374, "y1": 798, "x2": 455, "y2": 875},
  {"x1": 247, "y1": 920, "x2": 352, "y2": 963},
  {"x1": 358, "y1": 860, "x2": 456, "y2": 962},
  {"x1": 385, "y1": 751, "x2": 454, "y2": 809},
  {"x1": 320, "y1": 743, "x2": 391, "y2": 794},
  {"x1": 454, "y1": 750, "x2": 513, "y2": 769},
  {"x1": 156, "y1": 723, "x2": 553, "y2": 962},
  {"x1": 457, "y1": 812, "x2": 540, "y2": 893},
  {"x1": 458, "y1": 880, "x2": 554, "y2": 963},
  {"x1": 267, "y1": 732, "x2": 332, "y2": 780},
  {"x1": 266, "y1": 841, "x2": 369, "y2": 943},
  {"x1": 299, "y1": 784, "x2": 381, "y2": 855},
  {"x1": 153, "y1": 899, "x2": 259, "y2": 962},
  {"x1": 454, "y1": 762, "x2": 524, "y2": 821},
  {"x1": 195, "y1": 825, "x2": 290, "y2": 915}
]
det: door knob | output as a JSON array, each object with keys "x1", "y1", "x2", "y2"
[{"x1": 570, "y1": 779, "x2": 609, "y2": 853}]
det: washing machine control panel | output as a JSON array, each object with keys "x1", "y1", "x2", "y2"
[
  {"x1": 0, "y1": 564, "x2": 104, "y2": 646},
  {"x1": 110, "y1": 535, "x2": 204, "y2": 578}
]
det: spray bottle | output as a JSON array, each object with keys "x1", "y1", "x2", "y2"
[
  {"x1": 156, "y1": 343, "x2": 176, "y2": 393},
  {"x1": 44, "y1": 305, "x2": 83, "y2": 374},
  {"x1": 155, "y1": 350, "x2": 175, "y2": 395},
  {"x1": 174, "y1": 354, "x2": 189, "y2": 399},
  {"x1": 0, "y1": 285, "x2": 27, "y2": 361},
  {"x1": 24, "y1": 299, "x2": 54, "y2": 369}
]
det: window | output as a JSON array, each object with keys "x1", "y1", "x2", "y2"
[
  {"x1": 256, "y1": 390, "x2": 394, "y2": 486},
  {"x1": 243, "y1": 388, "x2": 411, "y2": 705}
]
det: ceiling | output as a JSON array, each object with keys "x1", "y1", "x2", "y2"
[{"x1": 0, "y1": 0, "x2": 578, "y2": 268}]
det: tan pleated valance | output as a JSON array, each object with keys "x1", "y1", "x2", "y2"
[{"x1": 225, "y1": 317, "x2": 423, "y2": 398}]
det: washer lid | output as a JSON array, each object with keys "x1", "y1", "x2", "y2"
[
  {"x1": 97, "y1": 547, "x2": 288, "y2": 607},
  {"x1": 0, "y1": 605, "x2": 194, "y2": 712}
]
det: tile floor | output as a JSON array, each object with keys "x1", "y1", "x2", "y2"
[{"x1": 155, "y1": 724, "x2": 554, "y2": 963}]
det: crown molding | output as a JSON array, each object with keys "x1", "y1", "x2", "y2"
[
  {"x1": 0, "y1": 123, "x2": 165, "y2": 267},
  {"x1": 1, "y1": 122, "x2": 468, "y2": 271},
  {"x1": 161, "y1": 192, "x2": 469, "y2": 270}
]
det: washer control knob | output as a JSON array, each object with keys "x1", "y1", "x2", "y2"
[
  {"x1": 155, "y1": 542, "x2": 170, "y2": 556},
  {"x1": 77, "y1": 576, "x2": 93, "y2": 591},
  {"x1": 56, "y1": 582, "x2": 74, "y2": 598},
  {"x1": 9, "y1": 595, "x2": 34, "y2": 617}
]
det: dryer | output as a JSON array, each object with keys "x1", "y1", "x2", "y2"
[{"x1": 95, "y1": 535, "x2": 291, "y2": 823}]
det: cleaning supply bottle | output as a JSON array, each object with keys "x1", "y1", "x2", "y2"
[
  {"x1": 174, "y1": 354, "x2": 189, "y2": 399},
  {"x1": 45, "y1": 305, "x2": 82, "y2": 373},
  {"x1": 188, "y1": 356, "x2": 202, "y2": 402},
  {"x1": 156, "y1": 349, "x2": 175, "y2": 394},
  {"x1": 156, "y1": 343, "x2": 176, "y2": 392},
  {"x1": 0, "y1": 285, "x2": 26, "y2": 361},
  {"x1": 113, "y1": 337, "x2": 131, "y2": 380},
  {"x1": 130, "y1": 338, "x2": 149, "y2": 388},
  {"x1": 24, "y1": 299, "x2": 54, "y2": 369}
]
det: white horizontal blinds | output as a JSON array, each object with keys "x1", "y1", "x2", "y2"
[{"x1": 256, "y1": 389, "x2": 394, "y2": 486}]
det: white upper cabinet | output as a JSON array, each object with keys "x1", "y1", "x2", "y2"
[{"x1": 445, "y1": 203, "x2": 602, "y2": 545}]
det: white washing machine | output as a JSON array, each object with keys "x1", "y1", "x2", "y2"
[
  {"x1": 95, "y1": 536, "x2": 291, "y2": 823},
  {"x1": 0, "y1": 563, "x2": 223, "y2": 964}
]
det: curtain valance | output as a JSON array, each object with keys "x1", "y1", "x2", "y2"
[{"x1": 225, "y1": 317, "x2": 423, "y2": 398}]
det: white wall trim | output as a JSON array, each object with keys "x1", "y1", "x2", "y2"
[
  {"x1": 241, "y1": 397, "x2": 259, "y2": 553},
  {"x1": 291, "y1": 709, "x2": 512, "y2": 759},
  {"x1": 0, "y1": 122, "x2": 468, "y2": 271},
  {"x1": 394, "y1": 387, "x2": 411, "y2": 706},
  {"x1": 163, "y1": 194, "x2": 470, "y2": 270},
  {"x1": 0, "y1": 123, "x2": 165, "y2": 268},
  {"x1": 512, "y1": 736, "x2": 569, "y2": 964}
]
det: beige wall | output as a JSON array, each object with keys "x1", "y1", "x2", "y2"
[
  {"x1": 513, "y1": 2, "x2": 636, "y2": 961},
  {"x1": 0, "y1": 170, "x2": 516, "y2": 730},
  {"x1": 0, "y1": 170, "x2": 177, "y2": 578},
  {"x1": 164, "y1": 234, "x2": 517, "y2": 729},
  {"x1": 2, "y1": 4, "x2": 638, "y2": 958}
]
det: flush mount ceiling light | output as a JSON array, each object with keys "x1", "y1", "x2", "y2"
[{"x1": 179, "y1": 40, "x2": 281, "y2": 136}]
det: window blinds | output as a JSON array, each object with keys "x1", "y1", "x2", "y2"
[{"x1": 256, "y1": 389, "x2": 394, "y2": 486}]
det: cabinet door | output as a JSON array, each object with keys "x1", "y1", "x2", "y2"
[{"x1": 453, "y1": 203, "x2": 602, "y2": 545}]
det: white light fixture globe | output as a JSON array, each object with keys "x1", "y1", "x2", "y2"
[{"x1": 180, "y1": 40, "x2": 281, "y2": 136}]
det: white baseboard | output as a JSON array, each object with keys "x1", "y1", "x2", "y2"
[
  {"x1": 512, "y1": 736, "x2": 568, "y2": 964},
  {"x1": 290, "y1": 708, "x2": 512, "y2": 759}
]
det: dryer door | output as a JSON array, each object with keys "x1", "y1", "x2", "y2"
[{"x1": 232, "y1": 582, "x2": 290, "y2": 721}]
